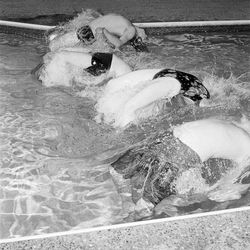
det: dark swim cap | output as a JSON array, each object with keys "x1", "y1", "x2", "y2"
[
  {"x1": 153, "y1": 69, "x2": 210, "y2": 102},
  {"x1": 85, "y1": 53, "x2": 113, "y2": 76},
  {"x1": 76, "y1": 25, "x2": 95, "y2": 43},
  {"x1": 130, "y1": 36, "x2": 149, "y2": 52}
]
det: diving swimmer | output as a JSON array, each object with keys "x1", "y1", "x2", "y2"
[
  {"x1": 96, "y1": 68, "x2": 210, "y2": 127},
  {"x1": 49, "y1": 13, "x2": 148, "y2": 52}
]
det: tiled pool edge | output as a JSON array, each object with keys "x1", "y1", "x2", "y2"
[{"x1": 0, "y1": 207, "x2": 250, "y2": 249}]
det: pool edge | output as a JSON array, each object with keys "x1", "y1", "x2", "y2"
[{"x1": 0, "y1": 207, "x2": 249, "y2": 249}]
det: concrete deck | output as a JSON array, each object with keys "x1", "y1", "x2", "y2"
[{"x1": 1, "y1": 208, "x2": 250, "y2": 249}]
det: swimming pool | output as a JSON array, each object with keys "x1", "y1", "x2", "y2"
[{"x1": 0, "y1": 22, "x2": 250, "y2": 239}]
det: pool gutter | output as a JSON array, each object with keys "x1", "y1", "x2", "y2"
[{"x1": 0, "y1": 19, "x2": 250, "y2": 39}]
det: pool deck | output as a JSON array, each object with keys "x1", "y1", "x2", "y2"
[{"x1": 1, "y1": 208, "x2": 250, "y2": 249}]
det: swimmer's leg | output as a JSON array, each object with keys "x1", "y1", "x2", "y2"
[{"x1": 115, "y1": 77, "x2": 181, "y2": 127}]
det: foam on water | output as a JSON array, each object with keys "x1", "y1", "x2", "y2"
[{"x1": 0, "y1": 9, "x2": 250, "y2": 238}]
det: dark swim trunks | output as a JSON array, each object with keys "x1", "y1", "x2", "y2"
[
  {"x1": 76, "y1": 25, "x2": 95, "y2": 44},
  {"x1": 153, "y1": 69, "x2": 210, "y2": 102}
]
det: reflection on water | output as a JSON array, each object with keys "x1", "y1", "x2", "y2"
[{"x1": 0, "y1": 29, "x2": 250, "y2": 239}]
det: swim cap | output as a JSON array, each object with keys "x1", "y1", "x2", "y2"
[
  {"x1": 76, "y1": 25, "x2": 95, "y2": 43},
  {"x1": 85, "y1": 53, "x2": 113, "y2": 76},
  {"x1": 153, "y1": 69, "x2": 210, "y2": 102},
  {"x1": 130, "y1": 36, "x2": 149, "y2": 52}
]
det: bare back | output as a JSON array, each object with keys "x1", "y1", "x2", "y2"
[{"x1": 90, "y1": 14, "x2": 135, "y2": 37}]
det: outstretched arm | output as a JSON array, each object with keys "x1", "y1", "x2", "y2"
[{"x1": 115, "y1": 78, "x2": 182, "y2": 127}]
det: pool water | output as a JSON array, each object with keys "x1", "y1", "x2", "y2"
[{"x1": 0, "y1": 27, "x2": 250, "y2": 239}]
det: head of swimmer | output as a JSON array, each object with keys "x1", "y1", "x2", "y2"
[
  {"x1": 85, "y1": 53, "x2": 113, "y2": 76},
  {"x1": 77, "y1": 26, "x2": 95, "y2": 44},
  {"x1": 130, "y1": 36, "x2": 149, "y2": 52}
]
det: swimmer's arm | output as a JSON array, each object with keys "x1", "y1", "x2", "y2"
[
  {"x1": 102, "y1": 27, "x2": 135, "y2": 48},
  {"x1": 49, "y1": 31, "x2": 79, "y2": 51}
]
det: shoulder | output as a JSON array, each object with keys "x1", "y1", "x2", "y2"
[{"x1": 98, "y1": 13, "x2": 133, "y2": 25}]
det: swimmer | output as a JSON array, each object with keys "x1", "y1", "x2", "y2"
[
  {"x1": 173, "y1": 118, "x2": 250, "y2": 164},
  {"x1": 110, "y1": 118, "x2": 250, "y2": 205},
  {"x1": 96, "y1": 68, "x2": 210, "y2": 127},
  {"x1": 49, "y1": 13, "x2": 148, "y2": 52},
  {"x1": 32, "y1": 51, "x2": 131, "y2": 87}
]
